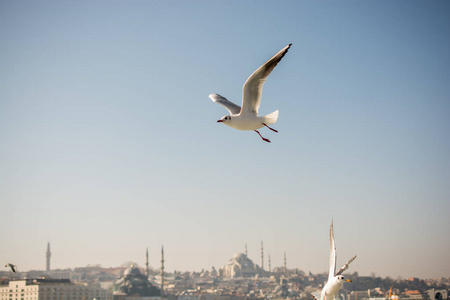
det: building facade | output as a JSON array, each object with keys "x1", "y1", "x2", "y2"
[
  {"x1": 0, "y1": 279, "x2": 110, "y2": 300},
  {"x1": 221, "y1": 253, "x2": 262, "y2": 278}
]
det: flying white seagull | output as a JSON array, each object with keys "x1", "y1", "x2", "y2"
[
  {"x1": 313, "y1": 221, "x2": 357, "y2": 300},
  {"x1": 5, "y1": 263, "x2": 16, "y2": 273},
  {"x1": 209, "y1": 43, "x2": 292, "y2": 143}
]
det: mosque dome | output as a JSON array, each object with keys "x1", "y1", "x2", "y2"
[
  {"x1": 233, "y1": 252, "x2": 247, "y2": 260},
  {"x1": 113, "y1": 265, "x2": 160, "y2": 297},
  {"x1": 221, "y1": 252, "x2": 260, "y2": 278},
  {"x1": 123, "y1": 266, "x2": 142, "y2": 277}
]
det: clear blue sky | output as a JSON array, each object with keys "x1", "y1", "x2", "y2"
[{"x1": 1, "y1": 1, "x2": 449, "y2": 279}]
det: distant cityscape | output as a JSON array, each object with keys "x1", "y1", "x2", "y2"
[{"x1": 1, "y1": 243, "x2": 449, "y2": 300}]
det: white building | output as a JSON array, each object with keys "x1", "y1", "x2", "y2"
[
  {"x1": 221, "y1": 253, "x2": 261, "y2": 278},
  {"x1": 0, "y1": 279, "x2": 111, "y2": 300}
]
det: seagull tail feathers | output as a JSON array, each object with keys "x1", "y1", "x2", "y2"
[{"x1": 263, "y1": 110, "x2": 279, "y2": 125}]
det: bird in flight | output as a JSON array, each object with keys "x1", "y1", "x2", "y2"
[
  {"x1": 5, "y1": 263, "x2": 17, "y2": 272},
  {"x1": 210, "y1": 44, "x2": 292, "y2": 143},
  {"x1": 312, "y1": 221, "x2": 357, "y2": 300}
]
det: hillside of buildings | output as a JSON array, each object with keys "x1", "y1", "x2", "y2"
[{"x1": 1, "y1": 264, "x2": 449, "y2": 300}]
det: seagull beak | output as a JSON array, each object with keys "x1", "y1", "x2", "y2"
[
  {"x1": 346, "y1": 279, "x2": 352, "y2": 282},
  {"x1": 217, "y1": 120, "x2": 223, "y2": 123}
]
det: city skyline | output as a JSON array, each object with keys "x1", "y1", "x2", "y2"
[
  {"x1": 1, "y1": 1, "x2": 449, "y2": 280},
  {"x1": 2, "y1": 240, "x2": 446, "y2": 280}
]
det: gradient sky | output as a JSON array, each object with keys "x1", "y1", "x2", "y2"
[{"x1": 1, "y1": 1, "x2": 449, "y2": 279}]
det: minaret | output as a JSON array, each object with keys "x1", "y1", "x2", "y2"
[
  {"x1": 268, "y1": 254, "x2": 271, "y2": 272},
  {"x1": 160, "y1": 245, "x2": 165, "y2": 296},
  {"x1": 284, "y1": 252, "x2": 287, "y2": 274},
  {"x1": 245, "y1": 244, "x2": 248, "y2": 256},
  {"x1": 145, "y1": 248, "x2": 149, "y2": 276},
  {"x1": 46, "y1": 242, "x2": 51, "y2": 271},
  {"x1": 260, "y1": 241, "x2": 264, "y2": 270}
]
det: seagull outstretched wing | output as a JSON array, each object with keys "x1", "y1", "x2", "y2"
[
  {"x1": 329, "y1": 221, "x2": 337, "y2": 281},
  {"x1": 335, "y1": 255, "x2": 357, "y2": 276},
  {"x1": 241, "y1": 44, "x2": 292, "y2": 116},
  {"x1": 209, "y1": 94, "x2": 241, "y2": 115}
]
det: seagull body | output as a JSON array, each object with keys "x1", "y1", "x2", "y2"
[
  {"x1": 5, "y1": 263, "x2": 16, "y2": 272},
  {"x1": 210, "y1": 43, "x2": 292, "y2": 142},
  {"x1": 313, "y1": 221, "x2": 357, "y2": 300}
]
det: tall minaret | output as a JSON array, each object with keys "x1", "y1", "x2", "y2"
[
  {"x1": 145, "y1": 248, "x2": 149, "y2": 276},
  {"x1": 160, "y1": 245, "x2": 165, "y2": 296},
  {"x1": 245, "y1": 244, "x2": 248, "y2": 256},
  {"x1": 284, "y1": 252, "x2": 287, "y2": 274},
  {"x1": 46, "y1": 242, "x2": 51, "y2": 271},
  {"x1": 268, "y1": 254, "x2": 271, "y2": 272},
  {"x1": 260, "y1": 241, "x2": 264, "y2": 270}
]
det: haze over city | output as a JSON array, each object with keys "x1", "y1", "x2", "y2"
[{"x1": 1, "y1": 1, "x2": 449, "y2": 280}]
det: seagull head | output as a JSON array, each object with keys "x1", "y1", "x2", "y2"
[
  {"x1": 217, "y1": 115, "x2": 231, "y2": 124},
  {"x1": 336, "y1": 275, "x2": 352, "y2": 283}
]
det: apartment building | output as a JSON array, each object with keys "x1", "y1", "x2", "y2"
[{"x1": 0, "y1": 279, "x2": 110, "y2": 300}]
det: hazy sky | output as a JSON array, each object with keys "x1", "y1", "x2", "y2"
[{"x1": 1, "y1": 1, "x2": 449, "y2": 279}]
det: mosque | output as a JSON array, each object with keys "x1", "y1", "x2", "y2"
[
  {"x1": 112, "y1": 265, "x2": 161, "y2": 299},
  {"x1": 220, "y1": 242, "x2": 285, "y2": 278},
  {"x1": 221, "y1": 252, "x2": 262, "y2": 278},
  {"x1": 112, "y1": 247, "x2": 165, "y2": 300}
]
